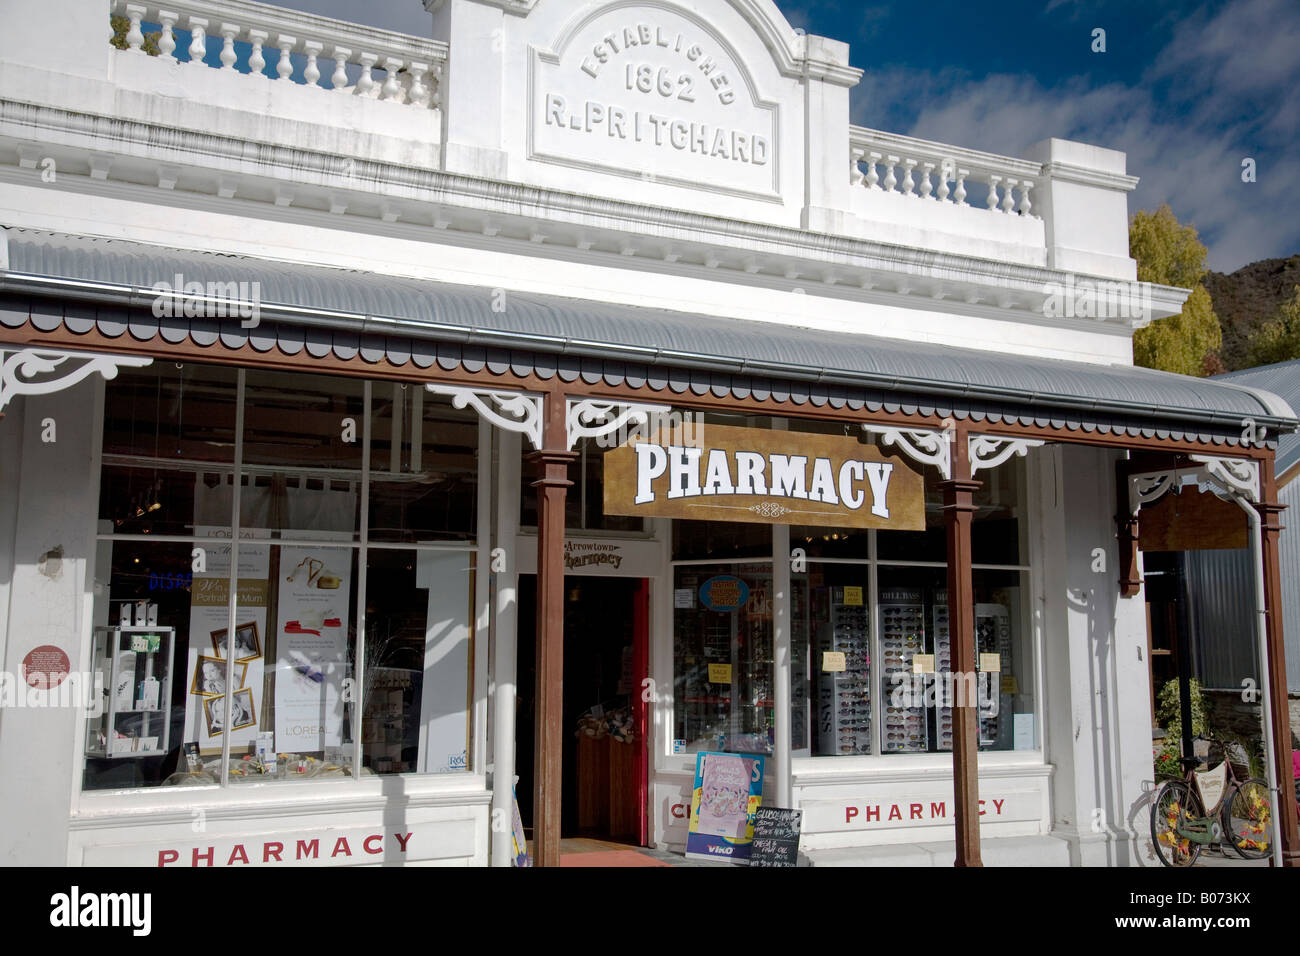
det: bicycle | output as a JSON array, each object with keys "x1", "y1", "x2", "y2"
[{"x1": 1150, "y1": 740, "x2": 1272, "y2": 867}]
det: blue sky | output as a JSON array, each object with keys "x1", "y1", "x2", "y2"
[{"x1": 273, "y1": 0, "x2": 1299, "y2": 273}]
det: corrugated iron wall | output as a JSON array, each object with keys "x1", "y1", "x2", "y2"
[
  {"x1": 1183, "y1": 547, "x2": 1257, "y2": 691},
  {"x1": 1279, "y1": 480, "x2": 1300, "y2": 693},
  {"x1": 1182, "y1": 477, "x2": 1300, "y2": 694}
]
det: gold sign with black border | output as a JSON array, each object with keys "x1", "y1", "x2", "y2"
[{"x1": 603, "y1": 423, "x2": 924, "y2": 529}]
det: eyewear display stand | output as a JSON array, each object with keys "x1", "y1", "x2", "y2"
[{"x1": 85, "y1": 625, "x2": 175, "y2": 759}]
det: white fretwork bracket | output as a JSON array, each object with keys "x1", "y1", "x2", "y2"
[
  {"x1": 968, "y1": 435, "x2": 1045, "y2": 477},
  {"x1": 565, "y1": 398, "x2": 672, "y2": 451},
  {"x1": 0, "y1": 346, "x2": 152, "y2": 414},
  {"x1": 861, "y1": 423, "x2": 953, "y2": 480},
  {"x1": 1127, "y1": 456, "x2": 1260, "y2": 514},
  {"x1": 426, "y1": 384, "x2": 545, "y2": 450},
  {"x1": 1189, "y1": 455, "x2": 1260, "y2": 503}
]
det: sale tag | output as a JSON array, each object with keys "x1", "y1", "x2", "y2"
[
  {"x1": 979, "y1": 653, "x2": 1001, "y2": 673},
  {"x1": 822, "y1": 651, "x2": 846, "y2": 672},
  {"x1": 912, "y1": 653, "x2": 935, "y2": 675},
  {"x1": 708, "y1": 663, "x2": 733, "y2": 683},
  {"x1": 843, "y1": 586, "x2": 864, "y2": 606}
]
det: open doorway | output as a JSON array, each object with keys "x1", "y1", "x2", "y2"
[{"x1": 516, "y1": 575, "x2": 649, "y2": 846}]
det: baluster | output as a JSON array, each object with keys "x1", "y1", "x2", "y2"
[
  {"x1": 356, "y1": 52, "x2": 379, "y2": 97},
  {"x1": 275, "y1": 35, "x2": 296, "y2": 80},
  {"x1": 954, "y1": 168, "x2": 968, "y2": 206},
  {"x1": 900, "y1": 158, "x2": 917, "y2": 196},
  {"x1": 381, "y1": 56, "x2": 404, "y2": 100},
  {"x1": 302, "y1": 40, "x2": 322, "y2": 86},
  {"x1": 936, "y1": 161, "x2": 951, "y2": 202},
  {"x1": 919, "y1": 162, "x2": 935, "y2": 200},
  {"x1": 187, "y1": 17, "x2": 208, "y2": 66},
  {"x1": 1001, "y1": 177, "x2": 1017, "y2": 214},
  {"x1": 865, "y1": 152, "x2": 881, "y2": 189},
  {"x1": 1017, "y1": 179, "x2": 1034, "y2": 217},
  {"x1": 157, "y1": 11, "x2": 178, "y2": 61},
  {"x1": 882, "y1": 155, "x2": 898, "y2": 192},
  {"x1": 248, "y1": 29, "x2": 267, "y2": 75},
  {"x1": 407, "y1": 61, "x2": 430, "y2": 108},
  {"x1": 430, "y1": 61, "x2": 444, "y2": 109},
  {"x1": 218, "y1": 23, "x2": 238, "y2": 70},
  {"x1": 986, "y1": 174, "x2": 1001, "y2": 210},
  {"x1": 850, "y1": 147, "x2": 865, "y2": 187},
  {"x1": 330, "y1": 46, "x2": 351, "y2": 92},
  {"x1": 124, "y1": 4, "x2": 145, "y2": 53}
]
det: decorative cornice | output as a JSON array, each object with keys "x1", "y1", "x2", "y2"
[
  {"x1": 1037, "y1": 160, "x2": 1139, "y2": 193},
  {"x1": 0, "y1": 98, "x2": 1177, "y2": 327}
]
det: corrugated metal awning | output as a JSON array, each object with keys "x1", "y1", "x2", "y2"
[{"x1": 1, "y1": 228, "x2": 1295, "y2": 446}]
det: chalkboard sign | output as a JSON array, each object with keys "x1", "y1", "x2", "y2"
[{"x1": 749, "y1": 807, "x2": 801, "y2": 867}]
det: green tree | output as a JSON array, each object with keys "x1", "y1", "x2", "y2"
[
  {"x1": 110, "y1": 14, "x2": 161, "y2": 56},
  {"x1": 1247, "y1": 285, "x2": 1300, "y2": 366},
  {"x1": 1130, "y1": 205, "x2": 1223, "y2": 376}
]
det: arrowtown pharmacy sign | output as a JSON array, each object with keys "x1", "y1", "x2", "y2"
[
  {"x1": 603, "y1": 424, "x2": 924, "y2": 528},
  {"x1": 529, "y1": 4, "x2": 779, "y2": 197}
]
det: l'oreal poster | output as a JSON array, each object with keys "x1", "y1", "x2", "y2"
[{"x1": 685, "y1": 751, "x2": 765, "y2": 863}]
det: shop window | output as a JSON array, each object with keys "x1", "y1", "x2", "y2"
[
  {"x1": 89, "y1": 362, "x2": 481, "y2": 791},
  {"x1": 877, "y1": 469, "x2": 945, "y2": 562},
  {"x1": 672, "y1": 519, "x2": 771, "y2": 560},
  {"x1": 361, "y1": 549, "x2": 473, "y2": 775},
  {"x1": 369, "y1": 386, "x2": 479, "y2": 543},
  {"x1": 99, "y1": 363, "x2": 238, "y2": 538},
  {"x1": 792, "y1": 563, "x2": 877, "y2": 756},
  {"x1": 789, "y1": 564, "x2": 1037, "y2": 758},
  {"x1": 671, "y1": 562, "x2": 774, "y2": 756},
  {"x1": 788, "y1": 525, "x2": 870, "y2": 560},
  {"x1": 972, "y1": 458, "x2": 1027, "y2": 566}
]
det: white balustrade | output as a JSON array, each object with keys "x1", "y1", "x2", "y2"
[
  {"x1": 109, "y1": 0, "x2": 446, "y2": 110},
  {"x1": 850, "y1": 127, "x2": 1041, "y2": 219}
]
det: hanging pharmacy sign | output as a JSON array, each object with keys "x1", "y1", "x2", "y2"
[{"x1": 603, "y1": 423, "x2": 925, "y2": 528}]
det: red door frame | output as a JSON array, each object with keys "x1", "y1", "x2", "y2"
[{"x1": 633, "y1": 578, "x2": 650, "y2": 847}]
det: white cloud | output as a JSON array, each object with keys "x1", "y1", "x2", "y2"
[{"x1": 864, "y1": 0, "x2": 1300, "y2": 271}]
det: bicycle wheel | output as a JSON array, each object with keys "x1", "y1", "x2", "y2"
[
  {"x1": 1151, "y1": 780, "x2": 1203, "y2": 867},
  {"x1": 1221, "y1": 777, "x2": 1272, "y2": 860}
]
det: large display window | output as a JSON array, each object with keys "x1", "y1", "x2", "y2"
[
  {"x1": 87, "y1": 363, "x2": 479, "y2": 791},
  {"x1": 671, "y1": 561, "x2": 774, "y2": 756}
]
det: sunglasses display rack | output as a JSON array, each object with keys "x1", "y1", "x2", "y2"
[
  {"x1": 879, "y1": 590, "x2": 927, "y2": 753},
  {"x1": 815, "y1": 587, "x2": 871, "y2": 755},
  {"x1": 975, "y1": 604, "x2": 1012, "y2": 750},
  {"x1": 931, "y1": 594, "x2": 953, "y2": 753}
]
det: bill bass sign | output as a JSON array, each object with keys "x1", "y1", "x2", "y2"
[{"x1": 603, "y1": 424, "x2": 924, "y2": 529}]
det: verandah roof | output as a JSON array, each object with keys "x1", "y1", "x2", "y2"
[{"x1": 1, "y1": 227, "x2": 1294, "y2": 446}]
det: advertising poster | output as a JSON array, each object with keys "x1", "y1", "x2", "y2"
[
  {"x1": 274, "y1": 546, "x2": 352, "y2": 753},
  {"x1": 685, "y1": 751, "x2": 766, "y2": 863},
  {"x1": 184, "y1": 527, "x2": 270, "y2": 754}
]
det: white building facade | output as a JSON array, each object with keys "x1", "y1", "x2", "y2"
[{"x1": 0, "y1": 0, "x2": 1295, "y2": 867}]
